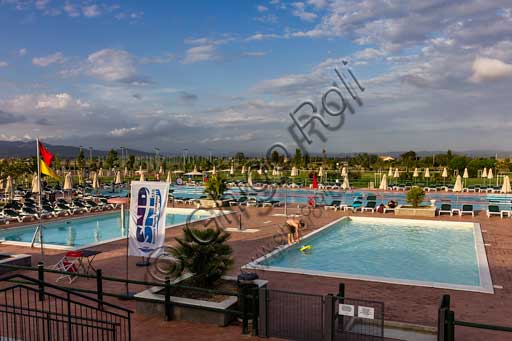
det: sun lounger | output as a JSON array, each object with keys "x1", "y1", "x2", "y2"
[
  {"x1": 324, "y1": 200, "x2": 344, "y2": 211},
  {"x1": 438, "y1": 203, "x2": 452, "y2": 216},
  {"x1": 362, "y1": 201, "x2": 377, "y2": 213},
  {"x1": 459, "y1": 204, "x2": 475, "y2": 217},
  {"x1": 486, "y1": 205, "x2": 503, "y2": 218}
]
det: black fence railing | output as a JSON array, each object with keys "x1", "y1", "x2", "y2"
[
  {"x1": 258, "y1": 284, "x2": 384, "y2": 341},
  {"x1": 438, "y1": 294, "x2": 512, "y2": 341},
  {"x1": 0, "y1": 273, "x2": 131, "y2": 341},
  {"x1": 0, "y1": 262, "x2": 258, "y2": 335}
]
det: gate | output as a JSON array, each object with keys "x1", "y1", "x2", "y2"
[
  {"x1": 259, "y1": 288, "x2": 325, "y2": 340},
  {"x1": 331, "y1": 295, "x2": 384, "y2": 340},
  {"x1": 258, "y1": 284, "x2": 384, "y2": 341},
  {"x1": 0, "y1": 274, "x2": 131, "y2": 341}
]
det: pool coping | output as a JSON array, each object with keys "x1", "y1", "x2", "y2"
[
  {"x1": 243, "y1": 216, "x2": 494, "y2": 294},
  {"x1": 0, "y1": 208, "x2": 233, "y2": 251}
]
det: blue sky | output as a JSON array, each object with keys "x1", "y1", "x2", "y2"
[{"x1": 1, "y1": 0, "x2": 512, "y2": 154}]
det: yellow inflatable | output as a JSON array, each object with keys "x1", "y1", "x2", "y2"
[{"x1": 299, "y1": 245, "x2": 312, "y2": 252}]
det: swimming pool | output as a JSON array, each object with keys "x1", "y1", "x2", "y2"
[
  {"x1": 245, "y1": 217, "x2": 493, "y2": 293},
  {"x1": 0, "y1": 208, "x2": 216, "y2": 249},
  {"x1": 171, "y1": 185, "x2": 512, "y2": 210}
]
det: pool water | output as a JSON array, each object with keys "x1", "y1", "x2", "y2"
[
  {"x1": 0, "y1": 211, "x2": 208, "y2": 248},
  {"x1": 256, "y1": 217, "x2": 491, "y2": 291},
  {"x1": 171, "y1": 185, "x2": 512, "y2": 211}
]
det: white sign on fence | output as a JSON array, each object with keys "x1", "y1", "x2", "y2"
[
  {"x1": 338, "y1": 304, "x2": 355, "y2": 317},
  {"x1": 128, "y1": 181, "x2": 169, "y2": 257},
  {"x1": 357, "y1": 306, "x2": 375, "y2": 319}
]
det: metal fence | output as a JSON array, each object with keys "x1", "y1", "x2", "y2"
[
  {"x1": 0, "y1": 273, "x2": 131, "y2": 341},
  {"x1": 438, "y1": 294, "x2": 512, "y2": 341},
  {"x1": 332, "y1": 295, "x2": 384, "y2": 340},
  {"x1": 259, "y1": 288, "x2": 324, "y2": 341},
  {"x1": 258, "y1": 285, "x2": 384, "y2": 341}
]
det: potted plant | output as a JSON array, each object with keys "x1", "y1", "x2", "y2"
[
  {"x1": 199, "y1": 174, "x2": 229, "y2": 208},
  {"x1": 395, "y1": 186, "x2": 436, "y2": 216}
]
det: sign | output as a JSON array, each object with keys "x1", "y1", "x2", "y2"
[
  {"x1": 128, "y1": 181, "x2": 169, "y2": 257},
  {"x1": 176, "y1": 177, "x2": 183, "y2": 185},
  {"x1": 338, "y1": 304, "x2": 355, "y2": 317},
  {"x1": 357, "y1": 306, "x2": 375, "y2": 319}
]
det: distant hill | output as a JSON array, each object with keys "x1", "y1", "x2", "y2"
[{"x1": 0, "y1": 141, "x2": 150, "y2": 159}]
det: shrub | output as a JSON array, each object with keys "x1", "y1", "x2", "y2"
[
  {"x1": 406, "y1": 186, "x2": 425, "y2": 208},
  {"x1": 169, "y1": 227, "x2": 234, "y2": 288},
  {"x1": 204, "y1": 174, "x2": 227, "y2": 201}
]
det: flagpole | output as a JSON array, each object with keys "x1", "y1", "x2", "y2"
[{"x1": 36, "y1": 138, "x2": 45, "y2": 260}]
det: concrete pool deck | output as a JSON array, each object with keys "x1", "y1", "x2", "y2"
[{"x1": 0, "y1": 205, "x2": 511, "y2": 340}]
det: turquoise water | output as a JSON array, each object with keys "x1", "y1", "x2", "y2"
[
  {"x1": 171, "y1": 185, "x2": 512, "y2": 210},
  {"x1": 260, "y1": 218, "x2": 481, "y2": 287},
  {"x1": 0, "y1": 212, "x2": 208, "y2": 247}
]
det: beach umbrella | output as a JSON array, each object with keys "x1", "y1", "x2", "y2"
[
  {"x1": 442, "y1": 167, "x2": 448, "y2": 186},
  {"x1": 424, "y1": 168, "x2": 430, "y2": 186},
  {"x1": 5, "y1": 176, "x2": 14, "y2": 200},
  {"x1": 63, "y1": 172, "x2": 73, "y2": 190},
  {"x1": 291, "y1": 166, "x2": 298, "y2": 177},
  {"x1": 241, "y1": 166, "x2": 246, "y2": 174},
  {"x1": 387, "y1": 167, "x2": 393, "y2": 177},
  {"x1": 379, "y1": 174, "x2": 388, "y2": 190},
  {"x1": 173, "y1": 170, "x2": 184, "y2": 174},
  {"x1": 166, "y1": 171, "x2": 172, "y2": 183},
  {"x1": 139, "y1": 171, "x2": 145, "y2": 182},
  {"x1": 413, "y1": 168, "x2": 419, "y2": 178},
  {"x1": 257, "y1": 167, "x2": 263, "y2": 175},
  {"x1": 211, "y1": 165, "x2": 217, "y2": 175},
  {"x1": 159, "y1": 166, "x2": 163, "y2": 175},
  {"x1": 115, "y1": 171, "x2": 122, "y2": 184},
  {"x1": 230, "y1": 165, "x2": 234, "y2": 175},
  {"x1": 138, "y1": 166, "x2": 143, "y2": 174},
  {"x1": 124, "y1": 167, "x2": 128, "y2": 177},
  {"x1": 341, "y1": 167, "x2": 348, "y2": 177},
  {"x1": 453, "y1": 175, "x2": 463, "y2": 192},
  {"x1": 482, "y1": 168, "x2": 487, "y2": 178},
  {"x1": 186, "y1": 166, "x2": 202, "y2": 176},
  {"x1": 92, "y1": 172, "x2": 99, "y2": 190},
  {"x1": 312, "y1": 174, "x2": 318, "y2": 189},
  {"x1": 501, "y1": 175, "x2": 511, "y2": 193},
  {"x1": 393, "y1": 168, "x2": 399, "y2": 179},
  {"x1": 318, "y1": 167, "x2": 324, "y2": 178},
  {"x1": 342, "y1": 176, "x2": 350, "y2": 190},
  {"x1": 31, "y1": 174, "x2": 39, "y2": 193},
  {"x1": 0, "y1": 178, "x2": 3, "y2": 191},
  {"x1": 462, "y1": 168, "x2": 469, "y2": 187},
  {"x1": 247, "y1": 170, "x2": 253, "y2": 186},
  {"x1": 98, "y1": 168, "x2": 104, "y2": 177},
  {"x1": 487, "y1": 168, "x2": 493, "y2": 181}
]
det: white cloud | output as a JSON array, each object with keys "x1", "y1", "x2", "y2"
[
  {"x1": 82, "y1": 4, "x2": 101, "y2": 18},
  {"x1": 246, "y1": 33, "x2": 280, "y2": 41},
  {"x1": 307, "y1": 0, "x2": 327, "y2": 9},
  {"x1": 470, "y1": 56, "x2": 512, "y2": 83},
  {"x1": 109, "y1": 127, "x2": 139, "y2": 136},
  {"x1": 63, "y1": 2, "x2": 80, "y2": 17},
  {"x1": 87, "y1": 49, "x2": 136, "y2": 81},
  {"x1": 18, "y1": 48, "x2": 27, "y2": 56},
  {"x1": 0, "y1": 61, "x2": 7, "y2": 67},
  {"x1": 35, "y1": 0, "x2": 50, "y2": 10},
  {"x1": 3, "y1": 93, "x2": 90, "y2": 112},
  {"x1": 291, "y1": 2, "x2": 317, "y2": 21},
  {"x1": 257, "y1": 5, "x2": 268, "y2": 12},
  {"x1": 36, "y1": 93, "x2": 90, "y2": 110},
  {"x1": 139, "y1": 53, "x2": 174, "y2": 64},
  {"x1": 32, "y1": 52, "x2": 65, "y2": 67},
  {"x1": 354, "y1": 48, "x2": 387, "y2": 60},
  {"x1": 182, "y1": 45, "x2": 216, "y2": 64}
]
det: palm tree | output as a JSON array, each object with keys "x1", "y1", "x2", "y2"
[{"x1": 169, "y1": 227, "x2": 234, "y2": 288}]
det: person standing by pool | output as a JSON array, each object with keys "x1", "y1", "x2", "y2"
[{"x1": 286, "y1": 216, "x2": 304, "y2": 245}]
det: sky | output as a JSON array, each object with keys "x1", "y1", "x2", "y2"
[{"x1": 0, "y1": 0, "x2": 512, "y2": 155}]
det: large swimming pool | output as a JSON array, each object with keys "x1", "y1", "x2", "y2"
[
  {"x1": 245, "y1": 217, "x2": 493, "y2": 293},
  {"x1": 171, "y1": 185, "x2": 512, "y2": 211},
  {"x1": 0, "y1": 208, "x2": 214, "y2": 249}
]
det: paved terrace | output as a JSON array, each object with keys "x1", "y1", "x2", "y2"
[{"x1": 0, "y1": 205, "x2": 511, "y2": 340}]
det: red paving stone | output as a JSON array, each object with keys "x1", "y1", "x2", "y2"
[{"x1": 1, "y1": 204, "x2": 511, "y2": 340}]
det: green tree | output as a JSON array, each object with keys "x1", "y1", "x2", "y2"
[
  {"x1": 169, "y1": 227, "x2": 233, "y2": 288},
  {"x1": 104, "y1": 149, "x2": 119, "y2": 169},
  {"x1": 126, "y1": 155, "x2": 135, "y2": 170},
  {"x1": 76, "y1": 149, "x2": 85, "y2": 169},
  {"x1": 406, "y1": 187, "x2": 425, "y2": 208},
  {"x1": 204, "y1": 174, "x2": 227, "y2": 201},
  {"x1": 293, "y1": 148, "x2": 302, "y2": 167}
]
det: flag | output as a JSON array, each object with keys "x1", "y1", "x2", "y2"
[
  {"x1": 38, "y1": 141, "x2": 54, "y2": 167},
  {"x1": 40, "y1": 160, "x2": 58, "y2": 179}
]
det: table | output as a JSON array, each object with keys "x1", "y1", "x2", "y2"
[{"x1": 77, "y1": 249, "x2": 102, "y2": 275}]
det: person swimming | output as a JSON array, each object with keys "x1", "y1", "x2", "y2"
[{"x1": 285, "y1": 217, "x2": 304, "y2": 245}]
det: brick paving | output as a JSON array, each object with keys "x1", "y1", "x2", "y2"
[{"x1": 1, "y1": 204, "x2": 511, "y2": 340}]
